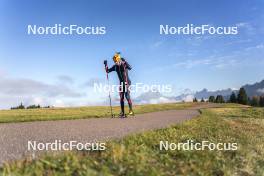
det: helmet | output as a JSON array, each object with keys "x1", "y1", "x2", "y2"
[{"x1": 112, "y1": 52, "x2": 121, "y2": 63}]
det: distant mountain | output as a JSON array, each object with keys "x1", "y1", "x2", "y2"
[
  {"x1": 242, "y1": 80, "x2": 264, "y2": 97},
  {"x1": 173, "y1": 88, "x2": 235, "y2": 101},
  {"x1": 134, "y1": 91, "x2": 178, "y2": 104},
  {"x1": 191, "y1": 79, "x2": 264, "y2": 100},
  {"x1": 134, "y1": 79, "x2": 264, "y2": 103},
  {"x1": 194, "y1": 88, "x2": 234, "y2": 99}
]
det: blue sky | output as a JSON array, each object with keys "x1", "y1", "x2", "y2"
[{"x1": 0, "y1": 0, "x2": 264, "y2": 108}]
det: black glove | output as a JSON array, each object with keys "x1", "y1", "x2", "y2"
[{"x1": 103, "y1": 60, "x2": 107, "y2": 66}]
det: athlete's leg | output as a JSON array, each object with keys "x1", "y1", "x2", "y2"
[
  {"x1": 119, "y1": 84, "x2": 125, "y2": 116},
  {"x1": 125, "y1": 90, "x2": 133, "y2": 111},
  {"x1": 125, "y1": 85, "x2": 134, "y2": 115}
]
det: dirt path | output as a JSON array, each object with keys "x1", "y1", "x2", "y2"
[{"x1": 0, "y1": 103, "x2": 218, "y2": 165}]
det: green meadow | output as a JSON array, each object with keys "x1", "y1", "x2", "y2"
[
  {"x1": 2, "y1": 104, "x2": 264, "y2": 175},
  {"x1": 0, "y1": 102, "x2": 198, "y2": 123}
]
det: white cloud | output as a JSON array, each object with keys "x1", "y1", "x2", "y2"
[
  {"x1": 0, "y1": 76, "x2": 87, "y2": 109},
  {"x1": 54, "y1": 99, "x2": 65, "y2": 107},
  {"x1": 153, "y1": 41, "x2": 163, "y2": 48},
  {"x1": 214, "y1": 59, "x2": 237, "y2": 69},
  {"x1": 257, "y1": 88, "x2": 264, "y2": 94},
  {"x1": 31, "y1": 97, "x2": 45, "y2": 105},
  {"x1": 236, "y1": 22, "x2": 249, "y2": 27},
  {"x1": 0, "y1": 70, "x2": 6, "y2": 77},
  {"x1": 83, "y1": 77, "x2": 105, "y2": 87},
  {"x1": 150, "y1": 40, "x2": 164, "y2": 49},
  {"x1": 148, "y1": 97, "x2": 176, "y2": 104},
  {"x1": 134, "y1": 91, "x2": 178, "y2": 104},
  {"x1": 182, "y1": 95, "x2": 194, "y2": 102},
  {"x1": 171, "y1": 56, "x2": 238, "y2": 69},
  {"x1": 236, "y1": 22, "x2": 255, "y2": 35},
  {"x1": 224, "y1": 39, "x2": 251, "y2": 46},
  {"x1": 173, "y1": 59, "x2": 213, "y2": 69},
  {"x1": 0, "y1": 95, "x2": 49, "y2": 109},
  {"x1": 57, "y1": 75, "x2": 74, "y2": 84},
  {"x1": 245, "y1": 44, "x2": 264, "y2": 51},
  {"x1": 0, "y1": 77, "x2": 83, "y2": 97},
  {"x1": 256, "y1": 44, "x2": 264, "y2": 49}
]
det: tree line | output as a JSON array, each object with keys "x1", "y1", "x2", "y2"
[
  {"x1": 11, "y1": 103, "x2": 51, "y2": 110},
  {"x1": 193, "y1": 87, "x2": 264, "y2": 107}
]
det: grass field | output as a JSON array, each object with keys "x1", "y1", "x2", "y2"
[
  {"x1": 0, "y1": 102, "x2": 200, "y2": 123},
  {"x1": 1, "y1": 105, "x2": 264, "y2": 175}
]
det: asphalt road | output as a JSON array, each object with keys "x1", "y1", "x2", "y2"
[{"x1": 0, "y1": 103, "x2": 217, "y2": 165}]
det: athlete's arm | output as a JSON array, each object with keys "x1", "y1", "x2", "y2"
[
  {"x1": 103, "y1": 60, "x2": 115, "y2": 73},
  {"x1": 107, "y1": 65, "x2": 116, "y2": 73},
  {"x1": 125, "y1": 62, "x2": 132, "y2": 70},
  {"x1": 121, "y1": 58, "x2": 132, "y2": 70}
]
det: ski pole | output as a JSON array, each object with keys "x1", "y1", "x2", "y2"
[{"x1": 104, "y1": 60, "x2": 114, "y2": 118}]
